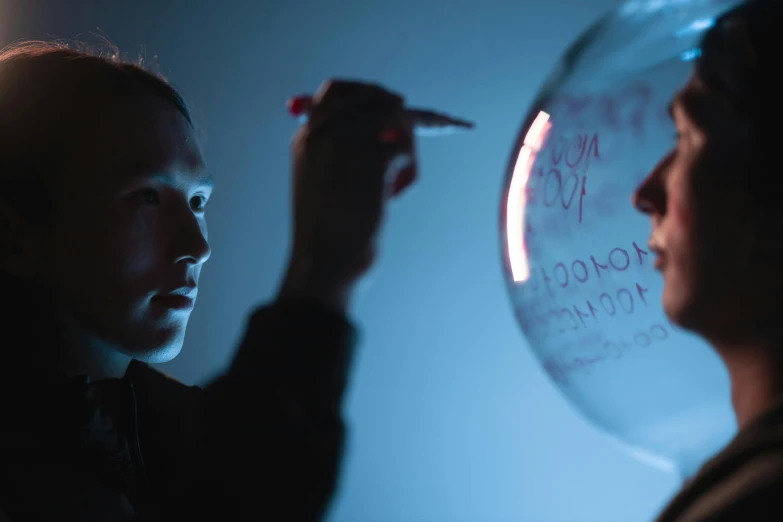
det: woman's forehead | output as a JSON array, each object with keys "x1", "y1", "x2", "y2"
[{"x1": 71, "y1": 96, "x2": 206, "y2": 184}]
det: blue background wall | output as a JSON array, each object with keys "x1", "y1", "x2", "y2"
[{"x1": 1, "y1": 1, "x2": 680, "y2": 520}]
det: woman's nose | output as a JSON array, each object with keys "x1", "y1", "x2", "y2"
[{"x1": 633, "y1": 153, "x2": 672, "y2": 216}]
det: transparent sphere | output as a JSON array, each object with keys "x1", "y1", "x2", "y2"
[{"x1": 500, "y1": 0, "x2": 744, "y2": 480}]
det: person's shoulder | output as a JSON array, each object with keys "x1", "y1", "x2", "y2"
[
  {"x1": 127, "y1": 361, "x2": 209, "y2": 449},
  {"x1": 127, "y1": 360, "x2": 205, "y2": 411},
  {"x1": 663, "y1": 446, "x2": 783, "y2": 521},
  {"x1": 695, "y1": 449, "x2": 783, "y2": 519}
]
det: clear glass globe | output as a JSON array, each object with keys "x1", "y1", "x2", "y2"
[{"x1": 500, "y1": 0, "x2": 745, "y2": 480}]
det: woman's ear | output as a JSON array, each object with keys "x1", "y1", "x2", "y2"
[{"x1": 0, "y1": 201, "x2": 49, "y2": 280}]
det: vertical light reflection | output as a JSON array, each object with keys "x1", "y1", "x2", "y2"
[{"x1": 506, "y1": 111, "x2": 551, "y2": 283}]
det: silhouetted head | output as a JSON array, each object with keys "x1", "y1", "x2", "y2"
[
  {"x1": 634, "y1": 0, "x2": 783, "y2": 347},
  {"x1": 0, "y1": 41, "x2": 212, "y2": 368}
]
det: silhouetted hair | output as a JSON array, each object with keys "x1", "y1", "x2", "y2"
[
  {"x1": 0, "y1": 39, "x2": 193, "y2": 225},
  {"x1": 697, "y1": 0, "x2": 783, "y2": 209}
]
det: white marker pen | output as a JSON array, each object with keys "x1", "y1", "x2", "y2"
[{"x1": 286, "y1": 94, "x2": 475, "y2": 138}]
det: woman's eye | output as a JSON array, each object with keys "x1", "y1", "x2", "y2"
[
  {"x1": 190, "y1": 195, "x2": 208, "y2": 212},
  {"x1": 137, "y1": 189, "x2": 160, "y2": 205}
]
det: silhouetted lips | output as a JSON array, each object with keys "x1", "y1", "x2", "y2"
[{"x1": 153, "y1": 287, "x2": 197, "y2": 310}]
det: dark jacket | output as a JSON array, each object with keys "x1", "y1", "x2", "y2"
[
  {"x1": 0, "y1": 300, "x2": 356, "y2": 521},
  {"x1": 656, "y1": 398, "x2": 783, "y2": 521}
]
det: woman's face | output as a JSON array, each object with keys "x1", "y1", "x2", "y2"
[
  {"x1": 43, "y1": 93, "x2": 213, "y2": 363},
  {"x1": 633, "y1": 74, "x2": 774, "y2": 344}
]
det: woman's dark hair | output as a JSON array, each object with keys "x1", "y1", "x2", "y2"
[
  {"x1": 696, "y1": 0, "x2": 783, "y2": 207},
  {"x1": 0, "y1": 39, "x2": 194, "y2": 225},
  {"x1": 697, "y1": 0, "x2": 781, "y2": 121}
]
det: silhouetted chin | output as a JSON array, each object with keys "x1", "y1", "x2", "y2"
[
  {"x1": 132, "y1": 343, "x2": 184, "y2": 364},
  {"x1": 662, "y1": 282, "x2": 705, "y2": 337},
  {"x1": 667, "y1": 283, "x2": 775, "y2": 349},
  {"x1": 118, "y1": 323, "x2": 187, "y2": 365}
]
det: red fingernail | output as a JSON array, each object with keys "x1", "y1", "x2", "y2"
[{"x1": 287, "y1": 95, "x2": 311, "y2": 117}]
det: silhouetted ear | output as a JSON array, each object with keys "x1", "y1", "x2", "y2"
[{"x1": 0, "y1": 201, "x2": 48, "y2": 280}]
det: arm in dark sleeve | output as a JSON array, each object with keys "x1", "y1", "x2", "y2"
[{"x1": 160, "y1": 299, "x2": 358, "y2": 522}]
